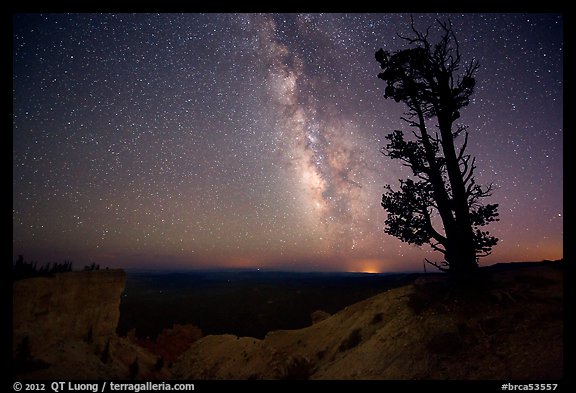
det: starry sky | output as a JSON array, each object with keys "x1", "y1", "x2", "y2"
[{"x1": 13, "y1": 13, "x2": 563, "y2": 273}]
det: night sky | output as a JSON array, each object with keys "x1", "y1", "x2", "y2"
[{"x1": 13, "y1": 13, "x2": 563, "y2": 273}]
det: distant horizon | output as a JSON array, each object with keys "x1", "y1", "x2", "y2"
[
  {"x1": 120, "y1": 258, "x2": 563, "y2": 275},
  {"x1": 11, "y1": 254, "x2": 562, "y2": 275}
]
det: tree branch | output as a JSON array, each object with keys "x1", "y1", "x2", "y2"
[
  {"x1": 400, "y1": 116, "x2": 421, "y2": 128},
  {"x1": 429, "y1": 241, "x2": 446, "y2": 254},
  {"x1": 467, "y1": 182, "x2": 496, "y2": 206},
  {"x1": 425, "y1": 258, "x2": 449, "y2": 272},
  {"x1": 457, "y1": 131, "x2": 469, "y2": 162},
  {"x1": 436, "y1": 18, "x2": 461, "y2": 77},
  {"x1": 476, "y1": 249, "x2": 492, "y2": 257},
  {"x1": 397, "y1": 15, "x2": 431, "y2": 47},
  {"x1": 463, "y1": 156, "x2": 476, "y2": 185},
  {"x1": 421, "y1": 206, "x2": 447, "y2": 245}
]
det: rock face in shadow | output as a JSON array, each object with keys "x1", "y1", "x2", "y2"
[
  {"x1": 13, "y1": 269, "x2": 174, "y2": 380},
  {"x1": 13, "y1": 270, "x2": 126, "y2": 358},
  {"x1": 128, "y1": 323, "x2": 203, "y2": 364}
]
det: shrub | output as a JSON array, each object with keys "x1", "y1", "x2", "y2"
[
  {"x1": 338, "y1": 328, "x2": 362, "y2": 352},
  {"x1": 371, "y1": 312, "x2": 384, "y2": 324},
  {"x1": 278, "y1": 356, "x2": 313, "y2": 380}
]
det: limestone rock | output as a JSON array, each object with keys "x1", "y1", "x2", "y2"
[{"x1": 13, "y1": 270, "x2": 126, "y2": 358}]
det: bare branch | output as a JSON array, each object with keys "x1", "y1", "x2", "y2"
[
  {"x1": 400, "y1": 116, "x2": 421, "y2": 128},
  {"x1": 397, "y1": 15, "x2": 431, "y2": 47},
  {"x1": 460, "y1": 155, "x2": 469, "y2": 178},
  {"x1": 410, "y1": 127, "x2": 423, "y2": 141},
  {"x1": 429, "y1": 241, "x2": 446, "y2": 254},
  {"x1": 463, "y1": 156, "x2": 476, "y2": 186},
  {"x1": 457, "y1": 131, "x2": 469, "y2": 162},
  {"x1": 436, "y1": 18, "x2": 461, "y2": 77},
  {"x1": 463, "y1": 58, "x2": 480, "y2": 79},
  {"x1": 425, "y1": 258, "x2": 449, "y2": 272},
  {"x1": 468, "y1": 182, "x2": 496, "y2": 205},
  {"x1": 465, "y1": 178, "x2": 476, "y2": 196},
  {"x1": 476, "y1": 249, "x2": 492, "y2": 258},
  {"x1": 454, "y1": 124, "x2": 468, "y2": 139}
]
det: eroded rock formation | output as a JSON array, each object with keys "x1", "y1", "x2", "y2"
[{"x1": 13, "y1": 270, "x2": 126, "y2": 358}]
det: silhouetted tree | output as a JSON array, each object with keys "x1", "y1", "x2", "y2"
[
  {"x1": 375, "y1": 18, "x2": 499, "y2": 275},
  {"x1": 84, "y1": 262, "x2": 100, "y2": 271},
  {"x1": 13, "y1": 255, "x2": 37, "y2": 280},
  {"x1": 13, "y1": 255, "x2": 73, "y2": 280}
]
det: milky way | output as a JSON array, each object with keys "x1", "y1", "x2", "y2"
[
  {"x1": 13, "y1": 13, "x2": 563, "y2": 272},
  {"x1": 247, "y1": 14, "x2": 369, "y2": 253}
]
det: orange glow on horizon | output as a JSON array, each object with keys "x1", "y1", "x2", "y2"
[
  {"x1": 349, "y1": 259, "x2": 383, "y2": 274},
  {"x1": 359, "y1": 268, "x2": 380, "y2": 274}
]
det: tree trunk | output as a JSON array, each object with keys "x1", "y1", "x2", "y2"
[
  {"x1": 415, "y1": 102, "x2": 477, "y2": 274},
  {"x1": 431, "y1": 72, "x2": 478, "y2": 274},
  {"x1": 437, "y1": 112, "x2": 477, "y2": 273}
]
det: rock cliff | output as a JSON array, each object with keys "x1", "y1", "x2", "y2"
[
  {"x1": 13, "y1": 269, "x2": 181, "y2": 379},
  {"x1": 13, "y1": 270, "x2": 126, "y2": 358}
]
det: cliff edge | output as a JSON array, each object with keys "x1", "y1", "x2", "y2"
[
  {"x1": 13, "y1": 270, "x2": 126, "y2": 358},
  {"x1": 173, "y1": 263, "x2": 563, "y2": 379},
  {"x1": 13, "y1": 270, "x2": 171, "y2": 380}
]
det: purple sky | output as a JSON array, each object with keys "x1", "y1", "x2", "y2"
[{"x1": 13, "y1": 13, "x2": 562, "y2": 272}]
